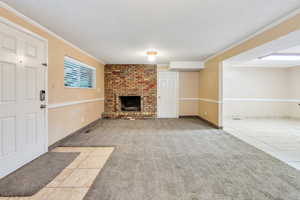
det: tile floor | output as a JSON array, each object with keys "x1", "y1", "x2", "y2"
[
  {"x1": 0, "y1": 147, "x2": 114, "y2": 200},
  {"x1": 224, "y1": 118, "x2": 300, "y2": 170}
]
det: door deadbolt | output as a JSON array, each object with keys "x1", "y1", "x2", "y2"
[{"x1": 40, "y1": 90, "x2": 46, "y2": 101}]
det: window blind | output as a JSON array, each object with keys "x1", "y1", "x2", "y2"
[{"x1": 64, "y1": 57, "x2": 95, "y2": 88}]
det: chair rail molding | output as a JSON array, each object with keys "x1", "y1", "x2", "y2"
[
  {"x1": 223, "y1": 98, "x2": 300, "y2": 103},
  {"x1": 180, "y1": 98, "x2": 201, "y2": 101},
  {"x1": 48, "y1": 98, "x2": 105, "y2": 109},
  {"x1": 199, "y1": 98, "x2": 222, "y2": 104}
]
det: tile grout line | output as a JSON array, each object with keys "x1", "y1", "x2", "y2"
[{"x1": 2, "y1": 147, "x2": 114, "y2": 200}]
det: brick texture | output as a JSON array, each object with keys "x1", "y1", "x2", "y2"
[{"x1": 103, "y1": 64, "x2": 157, "y2": 119}]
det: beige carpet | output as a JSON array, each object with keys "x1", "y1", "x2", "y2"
[{"x1": 61, "y1": 118, "x2": 300, "y2": 200}]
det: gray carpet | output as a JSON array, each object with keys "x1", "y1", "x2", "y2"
[
  {"x1": 61, "y1": 118, "x2": 300, "y2": 200},
  {"x1": 0, "y1": 152, "x2": 79, "y2": 197}
]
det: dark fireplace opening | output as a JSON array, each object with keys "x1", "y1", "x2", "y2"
[{"x1": 120, "y1": 96, "x2": 141, "y2": 112}]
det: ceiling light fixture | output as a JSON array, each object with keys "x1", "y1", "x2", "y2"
[
  {"x1": 147, "y1": 51, "x2": 158, "y2": 62},
  {"x1": 259, "y1": 53, "x2": 300, "y2": 61}
]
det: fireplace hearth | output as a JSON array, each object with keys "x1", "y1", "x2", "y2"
[{"x1": 120, "y1": 96, "x2": 141, "y2": 112}]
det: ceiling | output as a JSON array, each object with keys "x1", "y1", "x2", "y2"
[
  {"x1": 235, "y1": 46, "x2": 300, "y2": 68},
  {"x1": 227, "y1": 58, "x2": 300, "y2": 68},
  {"x1": 3, "y1": 0, "x2": 300, "y2": 64},
  {"x1": 225, "y1": 29, "x2": 300, "y2": 68}
]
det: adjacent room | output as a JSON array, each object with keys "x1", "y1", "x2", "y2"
[
  {"x1": 1, "y1": 1, "x2": 300, "y2": 199},
  {"x1": 222, "y1": 31, "x2": 300, "y2": 170}
]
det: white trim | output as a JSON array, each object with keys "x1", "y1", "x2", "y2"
[
  {"x1": 48, "y1": 98, "x2": 104, "y2": 109},
  {"x1": 0, "y1": 2, "x2": 105, "y2": 65},
  {"x1": 176, "y1": 72, "x2": 179, "y2": 119},
  {"x1": 65, "y1": 56, "x2": 96, "y2": 70},
  {"x1": 44, "y1": 31, "x2": 49, "y2": 151},
  {"x1": 223, "y1": 98, "x2": 300, "y2": 103},
  {"x1": 180, "y1": 98, "x2": 200, "y2": 101},
  {"x1": 180, "y1": 98, "x2": 224, "y2": 104},
  {"x1": 199, "y1": 98, "x2": 221, "y2": 104},
  {"x1": 64, "y1": 56, "x2": 97, "y2": 89},
  {"x1": 157, "y1": 71, "x2": 179, "y2": 118},
  {"x1": 204, "y1": 7, "x2": 300, "y2": 63},
  {"x1": 0, "y1": 16, "x2": 47, "y2": 43}
]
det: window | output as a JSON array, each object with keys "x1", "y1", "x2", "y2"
[{"x1": 64, "y1": 56, "x2": 96, "y2": 88}]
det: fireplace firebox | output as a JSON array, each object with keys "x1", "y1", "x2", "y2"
[{"x1": 119, "y1": 96, "x2": 141, "y2": 112}]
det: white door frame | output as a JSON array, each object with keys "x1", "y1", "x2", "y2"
[
  {"x1": 0, "y1": 16, "x2": 49, "y2": 153},
  {"x1": 157, "y1": 69, "x2": 179, "y2": 118}
]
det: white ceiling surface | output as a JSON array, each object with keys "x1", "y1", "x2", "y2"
[
  {"x1": 3, "y1": 0, "x2": 300, "y2": 64},
  {"x1": 225, "y1": 29, "x2": 300, "y2": 68}
]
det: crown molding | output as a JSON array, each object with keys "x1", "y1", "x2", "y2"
[
  {"x1": 204, "y1": 7, "x2": 300, "y2": 63},
  {"x1": 0, "y1": 2, "x2": 106, "y2": 65}
]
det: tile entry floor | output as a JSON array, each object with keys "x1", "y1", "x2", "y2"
[
  {"x1": 0, "y1": 147, "x2": 114, "y2": 200},
  {"x1": 224, "y1": 118, "x2": 300, "y2": 170}
]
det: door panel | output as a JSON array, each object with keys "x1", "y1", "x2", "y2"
[
  {"x1": 0, "y1": 21, "x2": 47, "y2": 178},
  {"x1": 25, "y1": 42, "x2": 38, "y2": 58},
  {"x1": 1, "y1": 117, "x2": 17, "y2": 156},
  {"x1": 25, "y1": 113, "x2": 37, "y2": 144},
  {"x1": 1, "y1": 62, "x2": 16, "y2": 102},
  {"x1": 157, "y1": 72, "x2": 178, "y2": 118},
  {"x1": 2, "y1": 34, "x2": 17, "y2": 53},
  {"x1": 25, "y1": 66, "x2": 38, "y2": 100}
]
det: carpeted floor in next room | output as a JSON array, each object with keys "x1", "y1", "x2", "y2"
[{"x1": 61, "y1": 118, "x2": 300, "y2": 200}]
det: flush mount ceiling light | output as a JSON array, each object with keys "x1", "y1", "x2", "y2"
[
  {"x1": 259, "y1": 53, "x2": 300, "y2": 61},
  {"x1": 146, "y1": 51, "x2": 158, "y2": 62}
]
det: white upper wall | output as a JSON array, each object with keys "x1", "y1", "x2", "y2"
[
  {"x1": 223, "y1": 67, "x2": 289, "y2": 99},
  {"x1": 288, "y1": 66, "x2": 300, "y2": 118},
  {"x1": 288, "y1": 66, "x2": 300, "y2": 99}
]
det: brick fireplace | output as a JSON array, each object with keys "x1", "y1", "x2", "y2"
[{"x1": 103, "y1": 64, "x2": 157, "y2": 119}]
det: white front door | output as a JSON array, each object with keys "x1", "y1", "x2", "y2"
[
  {"x1": 0, "y1": 20, "x2": 48, "y2": 178},
  {"x1": 157, "y1": 71, "x2": 178, "y2": 118}
]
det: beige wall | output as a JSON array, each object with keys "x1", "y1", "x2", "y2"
[
  {"x1": 199, "y1": 60, "x2": 220, "y2": 126},
  {"x1": 157, "y1": 68, "x2": 201, "y2": 116},
  {"x1": 179, "y1": 72, "x2": 200, "y2": 116},
  {"x1": 224, "y1": 102, "x2": 291, "y2": 118},
  {"x1": 223, "y1": 67, "x2": 290, "y2": 118},
  {"x1": 0, "y1": 7, "x2": 105, "y2": 145},
  {"x1": 200, "y1": 13, "x2": 300, "y2": 127},
  {"x1": 223, "y1": 66, "x2": 300, "y2": 119}
]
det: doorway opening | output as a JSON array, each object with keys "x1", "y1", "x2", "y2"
[{"x1": 220, "y1": 29, "x2": 300, "y2": 170}]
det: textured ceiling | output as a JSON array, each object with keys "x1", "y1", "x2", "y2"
[{"x1": 2, "y1": 0, "x2": 300, "y2": 64}]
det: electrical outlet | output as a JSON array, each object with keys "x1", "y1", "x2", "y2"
[
  {"x1": 81, "y1": 117, "x2": 85, "y2": 123},
  {"x1": 204, "y1": 112, "x2": 208, "y2": 116}
]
